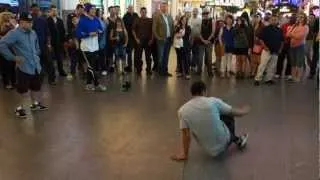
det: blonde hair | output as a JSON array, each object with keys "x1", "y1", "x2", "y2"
[
  {"x1": 297, "y1": 12, "x2": 307, "y2": 25},
  {"x1": 0, "y1": 12, "x2": 13, "y2": 27}
]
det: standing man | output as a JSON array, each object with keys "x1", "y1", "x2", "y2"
[
  {"x1": 198, "y1": 7, "x2": 214, "y2": 77},
  {"x1": 31, "y1": 3, "x2": 56, "y2": 85},
  {"x1": 152, "y1": 1, "x2": 174, "y2": 76},
  {"x1": 47, "y1": 5, "x2": 67, "y2": 77},
  {"x1": 132, "y1": 7, "x2": 153, "y2": 75},
  {"x1": 254, "y1": 15, "x2": 284, "y2": 86},
  {"x1": 76, "y1": 3, "x2": 106, "y2": 91},
  {"x1": 106, "y1": 6, "x2": 118, "y2": 72},
  {"x1": 189, "y1": 7, "x2": 202, "y2": 72},
  {"x1": 171, "y1": 81, "x2": 249, "y2": 161},
  {"x1": 123, "y1": 5, "x2": 139, "y2": 72},
  {"x1": 0, "y1": 12, "x2": 48, "y2": 118}
]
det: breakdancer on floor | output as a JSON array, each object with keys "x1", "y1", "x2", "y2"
[{"x1": 171, "y1": 81, "x2": 249, "y2": 161}]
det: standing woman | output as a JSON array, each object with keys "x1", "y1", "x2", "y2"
[
  {"x1": 0, "y1": 12, "x2": 16, "y2": 89},
  {"x1": 233, "y1": 17, "x2": 250, "y2": 79},
  {"x1": 287, "y1": 13, "x2": 309, "y2": 82},
  {"x1": 110, "y1": 18, "x2": 128, "y2": 74},
  {"x1": 250, "y1": 14, "x2": 264, "y2": 78},
  {"x1": 174, "y1": 15, "x2": 191, "y2": 79}
]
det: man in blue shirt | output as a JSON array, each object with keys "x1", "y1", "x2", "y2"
[
  {"x1": 31, "y1": 3, "x2": 56, "y2": 85},
  {"x1": 171, "y1": 81, "x2": 249, "y2": 161},
  {"x1": 0, "y1": 12, "x2": 48, "y2": 118}
]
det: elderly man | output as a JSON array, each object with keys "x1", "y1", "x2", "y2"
[
  {"x1": 189, "y1": 7, "x2": 202, "y2": 72},
  {"x1": 0, "y1": 12, "x2": 48, "y2": 118},
  {"x1": 123, "y1": 5, "x2": 139, "y2": 72},
  {"x1": 152, "y1": 1, "x2": 174, "y2": 76}
]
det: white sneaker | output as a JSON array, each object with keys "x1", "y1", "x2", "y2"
[
  {"x1": 286, "y1": 75, "x2": 293, "y2": 80},
  {"x1": 85, "y1": 84, "x2": 95, "y2": 91},
  {"x1": 274, "y1": 74, "x2": 280, "y2": 79},
  {"x1": 185, "y1": 75, "x2": 191, "y2": 80},
  {"x1": 101, "y1": 71, "x2": 107, "y2": 76},
  {"x1": 67, "y1": 74, "x2": 73, "y2": 80},
  {"x1": 95, "y1": 84, "x2": 107, "y2": 92}
]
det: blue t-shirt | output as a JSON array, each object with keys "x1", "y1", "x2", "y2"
[{"x1": 179, "y1": 97, "x2": 231, "y2": 156}]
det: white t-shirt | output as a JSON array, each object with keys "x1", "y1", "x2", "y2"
[
  {"x1": 80, "y1": 36, "x2": 99, "y2": 52},
  {"x1": 189, "y1": 17, "x2": 202, "y2": 37},
  {"x1": 178, "y1": 96, "x2": 232, "y2": 156},
  {"x1": 174, "y1": 28, "x2": 185, "y2": 48}
]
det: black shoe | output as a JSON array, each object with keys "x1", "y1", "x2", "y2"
[
  {"x1": 146, "y1": 71, "x2": 152, "y2": 76},
  {"x1": 308, "y1": 75, "x2": 314, "y2": 79},
  {"x1": 121, "y1": 81, "x2": 131, "y2": 92},
  {"x1": 236, "y1": 134, "x2": 249, "y2": 150},
  {"x1": 124, "y1": 66, "x2": 132, "y2": 73},
  {"x1": 254, "y1": 81, "x2": 260, "y2": 86},
  {"x1": 49, "y1": 81, "x2": 57, "y2": 86},
  {"x1": 59, "y1": 72, "x2": 67, "y2": 77},
  {"x1": 30, "y1": 102, "x2": 48, "y2": 111},
  {"x1": 15, "y1": 108, "x2": 27, "y2": 119},
  {"x1": 265, "y1": 80, "x2": 275, "y2": 85}
]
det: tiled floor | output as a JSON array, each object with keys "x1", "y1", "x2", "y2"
[{"x1": 0, "y1": 69, "x2": 318, "y2": 180}]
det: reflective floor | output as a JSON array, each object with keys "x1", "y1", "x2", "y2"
[{"x1": 0, "y1": 62, "x2": 318, "y2": 180}]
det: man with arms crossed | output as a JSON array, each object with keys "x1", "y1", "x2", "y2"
[{"x1": 171, "y1": 81, "x2": 249, "y2": 161}]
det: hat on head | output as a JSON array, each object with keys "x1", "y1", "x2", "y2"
[
  {"x1": 84, "y1": 3, "x2": 95, "y2": 12},
  {"x1": 20, "y1": 12, "x2": 32, "y2": 22}
]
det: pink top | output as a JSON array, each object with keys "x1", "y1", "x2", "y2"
[{"x1": 287, "y1": 24, "x2": 309, "y2": 47}]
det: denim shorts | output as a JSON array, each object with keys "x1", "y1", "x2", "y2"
[
  {"x1": 290, "y1": 45, "x2": 305, "y2": 67},
  {"x1": 114, "y1": 45, "x2": 126, "y2": 60}
]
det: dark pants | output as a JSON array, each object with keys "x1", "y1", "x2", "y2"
[
  {"x1": 68, "y1": 47, "x2": 77, "y2": 74},
  {"x1": 134, "y1": 40, "x2": 152, "y2": 72},
  {"x1": 0, "y1": 56, "x2": 16, "y2": 87},
  {"x1": 157, "y1": 38, "x2": 172, "y2": 74},
  {"x1": 126, "y1": 41, "x2": 133, "y2": 70},
  {"x1": 276, "y1": 44, "x2": 291, "y2": 76},
  {"x1": 52, "y1": 44, "x2": 66, "y2": 74},
  {"x1": 310, "y1": 41, "x2": 319, "y2": 77},
  {"x1": 40, "y1": 47, "x2": 55, "y2": 83},
  {"x1": 175, "y1": 47, "x2": 190, "y2": 75},
  {"x1": 191, "y1": 42, "x2": 200, "y2": 68},
  {"x1": 151, "y1": 41, "x2": 158, "y2": 71},
  {"x1": 220, "y1": 115, "x2": 239, "y2": 144},
  {"x1": 84, "y1": 51, "x2": 99, "y2": 86},
  {"x1": 106, "y1": 45, "x2": 115, "y2": 71},
  {"x1": 16, "y1": 70, "x2": 43, "y2": 94},
  {"x1": 198, "y1": 44, "x2": 213, "y2": 75}
]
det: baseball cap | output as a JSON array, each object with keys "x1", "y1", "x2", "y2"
[{"x1": 20, "y1": 12, "x2": 32, "y2": 22}]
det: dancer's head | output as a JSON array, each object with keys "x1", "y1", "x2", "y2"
[{"x1": 191, "y1": 81, "x2": 207, "y2": 96}]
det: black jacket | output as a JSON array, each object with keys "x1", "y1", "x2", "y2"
[
  {"x1": 47, "y1": 16, "x2": 66, "y2": 46},
  {"x1": 123, "y1": 12, "x2": 139, "y2": 40}
]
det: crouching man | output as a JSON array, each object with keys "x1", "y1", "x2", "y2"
[
  {"x1": 0, "y1": 12, "x2": 48, "y2": 118},
  {"x1": 171, "y1": 81, "x2": 249, "y2": 161}
]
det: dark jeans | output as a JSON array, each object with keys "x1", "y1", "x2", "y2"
[
  {"x1": 157, "y1": 38, "x2": 172, "y2": 74},
  {"x1": 68, "y1": 47, "x2": 77, "y2": 74},
  {"x1": 220, "y1": 115, "x2": 239, "y2": 144},
  {"x1": 310, "y1": 41, "x2": 319, "y2": 77},
  {"x1": 134, "y1": 40, "x2": 152, "y2": 72},
  {"x1": 175, "y1": 47, "x2": 190, "y2": 75},
  {"x1": 198, "y1": 44, "x2": 213, "y2": 75},
  {"x1": 276, "y1": 44, "x2": 291, "y2": 76},
  {"x1": 52, "y1": 44, "x2": 66, "y2": 74},
  {"x1": 0, "y1": 56, "x2": 16, "y2": 86},
  {"x1": 84, "y1": 51, "x2": 99, "y2": 86},
  {"x1": 106, "y1": 45, "x2": 115, "y2": 71},
  {"x1": 40, "y1": 47, "x2": 56, "y2": 83},
  {"x1": 151, "y1": 41, "x2": 158, "y2": 71},
  {"x1": 98, "y1": 48, "x2": 107, "y2": 71}
]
